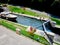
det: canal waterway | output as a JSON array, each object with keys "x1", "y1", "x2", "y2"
[
  {"x1": 16, "y1": 15, "x2": 44, "y2": 30},
  {"x1": 16, "y1": 15, "x2": 52, "y2": 32}
]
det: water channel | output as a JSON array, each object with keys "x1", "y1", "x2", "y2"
[{"x1": 16, "y1": 15, "x2": 52, "y2": 32}]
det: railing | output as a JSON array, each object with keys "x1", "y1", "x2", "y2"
[{"x1": 43, "y1": 20, "x2": 53, "y2": 45}]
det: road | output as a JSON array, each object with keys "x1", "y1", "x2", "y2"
[{"x1": 0, "y1": 25, "x2": 43, "y2": 45}]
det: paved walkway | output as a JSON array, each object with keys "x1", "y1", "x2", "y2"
[{"x1": 0, "y1": 25, "x2": 43, "y2": 45}]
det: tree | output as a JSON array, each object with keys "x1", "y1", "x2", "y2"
[
  {"x1": 7, "y1": 0, "x2": 10, "y2": 4},
  {"x1": 31, "y1": 0, "x2": 45, "y2": 2},
  {"x1": 51, "y1": 0, "x2": 60, "y2": 6}
]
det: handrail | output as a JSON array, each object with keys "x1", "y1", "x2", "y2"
[{"x1": 43, "y1": 20, "x2": 53, "y2": 45}]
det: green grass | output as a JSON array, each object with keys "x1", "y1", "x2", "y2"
[
  {"x1": 7, "y1": 5, "x2": 50, "y2": 18},
  {"x1": 51, "y1": 17, "x2": 60, "y2": 25},
  {"x1": 54, "y1": 42, "x2": 60, "y2": 45},
  {"x1": 23, "y1": 10, "x2": 38, "y2": 16},
  {"x1": 8, "y1": 5, "x2": 38, "y2": 16},
  {"x1": 8, "y1": 6, "x2": 23, "y2": 13},
  {"x1": 20, "y1": 30, "x2": 49, "y2": 45},
  {"x1": 0, "y1": 20, "x2": 16, "y2": 31},
  {"x1": 0, "y1": 19, "x2": 49, "y2": 45},
  {"x1": 0, "y1": 19, "x2": 26, "y2": 31}
]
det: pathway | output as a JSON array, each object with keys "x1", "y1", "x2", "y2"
[{"x1": 0, "y1": 25, "x2": 43, "y2": 45}]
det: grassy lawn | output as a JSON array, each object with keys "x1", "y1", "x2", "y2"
[
  {"x1": 21, "y1": 30, "x2": 49, "y2": 45},
  {"x1": 8, "y1": 5, "x2": 23, "y2": 13},
  {"x1": 54, "y1": 42, "x2": 60, "y2": 45},
  {"x1": 0, "y1": 19, "x2": 26, "y2": 31},
  {"x1": 7, "y1": 5, "x2": 38, "y2": 17},
  {"x1": 0, "y1": 19, "x2": 49, "y2": 45},
  {"x1": 51, "y1": 17, "x2": 60, "y2": 25},
  {"x1": 7, "y1": 5, "x2": 50, "y2": 18}
]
